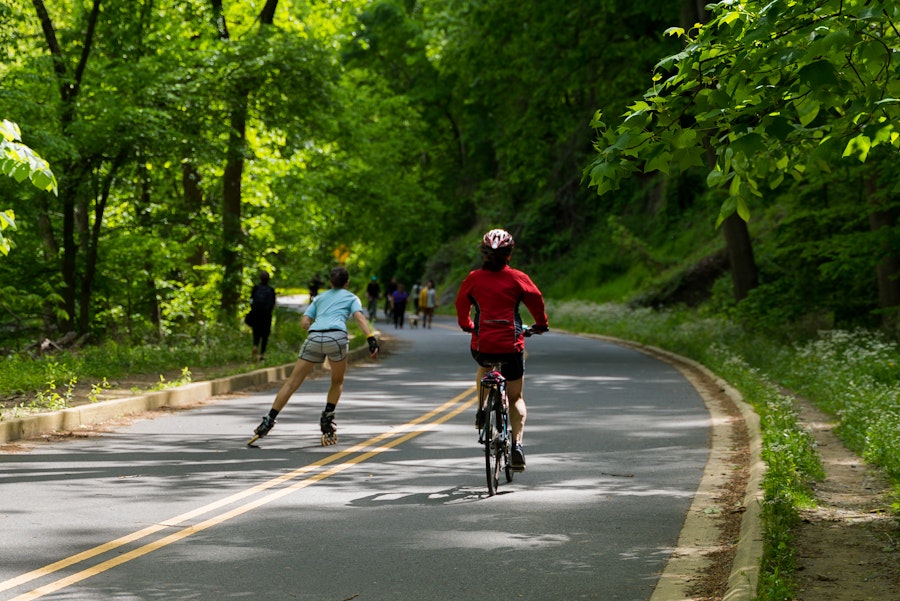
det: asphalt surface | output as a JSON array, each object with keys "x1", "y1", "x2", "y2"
[{"x1": 0, "y1": 317, "x2": 739, "y2": 601}]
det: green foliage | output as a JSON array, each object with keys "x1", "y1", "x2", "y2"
[
  {"x1": 588, "y1": 0, "x2": 900, "y2": 222},
  {"x1": 0, "y1": 119, "x2": 56, "y2": 195},
  {"x1": 0, "y1": 118, "x2": 56, "y2": 256},
  {"x1": 773, "y1": 329, "x2": 900, "y2": 480},
  {"x1": 0, "y1": 305, "x2": 311, "y2": 417}
]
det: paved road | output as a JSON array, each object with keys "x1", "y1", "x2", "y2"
[{"x1": 0, "y1": 318, "x2": 710, "y2": 601}]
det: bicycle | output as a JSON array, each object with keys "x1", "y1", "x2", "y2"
[{"x1": 477, "y1": 326, "x2": 536, "y2": 496}]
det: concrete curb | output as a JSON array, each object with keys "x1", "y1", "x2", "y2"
[
  {"x1": 576, "y1": 333, "x2": 764, "y2": 601},
  {"x1": 0, "y1": 346, "x2": 372, "y2": 445}
]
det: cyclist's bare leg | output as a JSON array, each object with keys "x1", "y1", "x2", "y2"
[
  {"x1": 475, "y1": 365, "x2": 489, "y2": 404},
  {"x1": 272, "y1": 358, "x2": 318, "y2": 411},
  {"x1": 506, "y1": 377, "x2": 526, "y2": 443}
]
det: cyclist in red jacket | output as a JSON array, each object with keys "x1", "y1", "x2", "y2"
[{"x1": 456, "y1": 229, "x2": 549, "y2": 471}]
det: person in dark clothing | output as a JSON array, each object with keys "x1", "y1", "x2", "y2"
[
  {"x1": 247, "y1": 270, "x2": 277, "y2": 362},
  {"x1": 308, "y1": 274, "x2": 323, "y2": 300},
  {"x1": 384, "y1": 277, "x2": 398, "y2": 320},
  {"x1": 366, "y1": 276, "x2": 380, "y2": 321},
  {"x1": 391, "y1": 283, "x2": 408, "y2": 328}
]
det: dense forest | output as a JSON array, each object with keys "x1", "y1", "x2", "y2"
[{"x1": 3, "y1": 0, "x2": 900, "y2": 348}]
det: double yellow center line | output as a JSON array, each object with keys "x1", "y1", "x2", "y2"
[{"x1": 1, "y1": 388, "x2": 477, "y2": 601}]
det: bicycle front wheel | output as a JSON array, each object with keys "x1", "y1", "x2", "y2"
[{"x1": 483, "y1": 388, "x2": 504, "y2": 496}]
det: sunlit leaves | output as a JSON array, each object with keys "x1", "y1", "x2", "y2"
[
  {"x1": 587, "y1": 0, "x2": 900, "y2": 225},
  {"x1": 0, "y1": 119, "x2": 57, "y2": 195},
  {"x1": 0, "y1": 210, "x2": 15, "y2": 256}
]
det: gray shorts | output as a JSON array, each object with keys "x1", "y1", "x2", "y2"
[{"x1": 299, "y1": 330, "x2": 349, "y2": 363}]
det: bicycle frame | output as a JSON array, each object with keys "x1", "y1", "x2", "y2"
[{"x1": 479, "y1": 365, "x2": 512, "y2": 496}]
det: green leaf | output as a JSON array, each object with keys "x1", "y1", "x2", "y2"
[
  {"x1": 587, "y1": 160, "x2": 620, "y2": 193},
  {"x1": 729, "y1": 173, "x2": 742, "y2": 196},
  {"x1": 729, "y1": 132, "x2": 765, "y2": 157},
  {"x1": 30, "y1": 170, "x2": 56, "y2": 194},
  {"x1": 764, "y1": 115, "x2": 794, "y2": 141},
  {"x1": 707, "y1": 168, "x2": 727, "y2": 188},
  {"x1": 673, "y1": 128, "x2": 697, "y2": 149},
  {"x1": 798, "y1": 60, "x2": 839, "y2": 89},
  {"x1": 664, "y1": 27, "x2": 685, "y2": 38},
  {"x1": 736, "y1": 197, "x2": 751, "y2": 222},
  {"x1": 795, "y1": 97, "x2": 820, "y2": 127},
  {"x1": 808, "y1": 136, "x2": 842, "y2": 167},
  {"x1": 675, "y1": 145, "x2": 705, "y2": 171},
  {"x1": 842, "y1": 134, "x2": 871, "y2": 162},
  {"x1": 715, "y1": 196, "x2": 738, "y2": 228},
  {"x1": 0, "y1": 210, "x2": 14, "y2": 231},
  {"x1": 644, "y1": 150, "x2": 672, "y2": 175},
  {"x1": 718, "y1": 11, "x2": 743, "y2": 28},
  {"x1": 768, "y1": 171, "x2": 784, "y2": 189},
  {"x1": 612, "y1": 131, "x2": 653, "y2": 157},
  {"x1": 0, "y1": 119, "x2": 21, "y2": 143},
  {"x1": 806, "y1": 30, "x2": 851, "y2": 59}
]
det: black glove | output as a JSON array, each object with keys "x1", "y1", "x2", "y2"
[
  {"x1": 367, "y1": 336, "x2": 380, "y2": 354},
  {"x1": 531, "y1": 325, "x2": 549, "y2": 334}
]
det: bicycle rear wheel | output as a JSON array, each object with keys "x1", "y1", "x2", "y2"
[{"x1": 483, "y1": 388, "x2": 504, "y2": 496}]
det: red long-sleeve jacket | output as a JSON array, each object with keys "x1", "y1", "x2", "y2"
[{"x1": 456, "y1": 265, "x2": 548, "y2": 354}]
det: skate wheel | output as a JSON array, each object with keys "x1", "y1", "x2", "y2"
[
  {"x1": 321, "y1": 433, "x2": 338, "y2": 446},
  {"x1": 246, "y1": 434, "x2": 260, "y2": 446}
]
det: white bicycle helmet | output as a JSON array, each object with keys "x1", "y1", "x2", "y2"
[{"x1": 482, "y1": 229, "x2": 515, "y2": 250}]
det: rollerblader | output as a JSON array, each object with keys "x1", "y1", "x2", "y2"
[{"x1": 248, "y1": 266, "x2": 380, "y2": 446}]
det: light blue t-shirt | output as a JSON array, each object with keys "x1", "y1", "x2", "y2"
[{"x1": 304, "y1": 288, "x2": 364, "y2": 332}]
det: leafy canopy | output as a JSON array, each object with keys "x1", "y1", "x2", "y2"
[{"x1": 586, "y1": 0, "x2": 900, "y2": 225}]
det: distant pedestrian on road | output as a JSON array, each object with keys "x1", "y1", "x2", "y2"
[
  {"x1": 308, "y1": 274, "x2": 324, "y2": 300},
  {"x1": 384, "y1": 277, "x2": 397, "y2": 320},
  {"x1": 422, "y1": 279, "x2": 437, "y2": 328},
  {"x1": 412, "y1": 280, "x2": 422, "y2": 314},
  {"x1": 248, "y1": 266, "x2": 380, "y2": 446},
  {"x1": 246, "y1": 270, "x2": 276, "y2": 362},
  {"x1": 366, "y1": 276, "x2": 380, "y2": 322},
  {"x1": 391, "y1": 283, "x2": 409, "y2": 329}
]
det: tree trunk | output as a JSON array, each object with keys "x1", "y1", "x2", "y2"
[
  {"x1": 721, "y1": 212, "x2": 759, "y2": 302},
  {"x1": 182, "y1": 161, "x2": 207, "y2": 266},
  {"x1": 684, "y1": 0, "x2": 758, "y2": 303},
  {"x1": 31, "y1": 0, "x2": 101, "y2": 335},
  {"x1": 865, "y1": 177, "x2": 900, "y2": 331},
  {"x1": 221, "y1": 100, "x2": 248, "y2": 315},
  {"x1": 78, "y1": 155, "x2": 125, "y2": 334},
  {"x1": 215, "y1": 0, "x2": 279, "y2": 317}
]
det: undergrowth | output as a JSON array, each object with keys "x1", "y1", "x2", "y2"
[{"x1": 0, "y1": 307, "x2": 315, "y2": 419}]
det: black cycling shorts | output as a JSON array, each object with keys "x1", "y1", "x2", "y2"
[{"x1": 471, "y1": 349, "x2": 525, "y2": 381}]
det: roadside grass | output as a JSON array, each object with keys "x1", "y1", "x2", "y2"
[
  {"x1": 0, "y1": 307, "x2": 330, "y2": 419},
  {"x1": 546, "y1": 300, "x2": 899, "y2": 601}
]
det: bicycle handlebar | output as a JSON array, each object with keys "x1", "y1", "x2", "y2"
[{"x1": 523, "y1": 324, "x2": 548, "y2": 337}]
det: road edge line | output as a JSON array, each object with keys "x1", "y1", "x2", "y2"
[{"x1": 577, "y1": 333, "x2": 763, "y2": 601}]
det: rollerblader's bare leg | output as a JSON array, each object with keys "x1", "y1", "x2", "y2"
[{"x1": 246, "y1": 359, "x2": 315, "y2": 446}]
